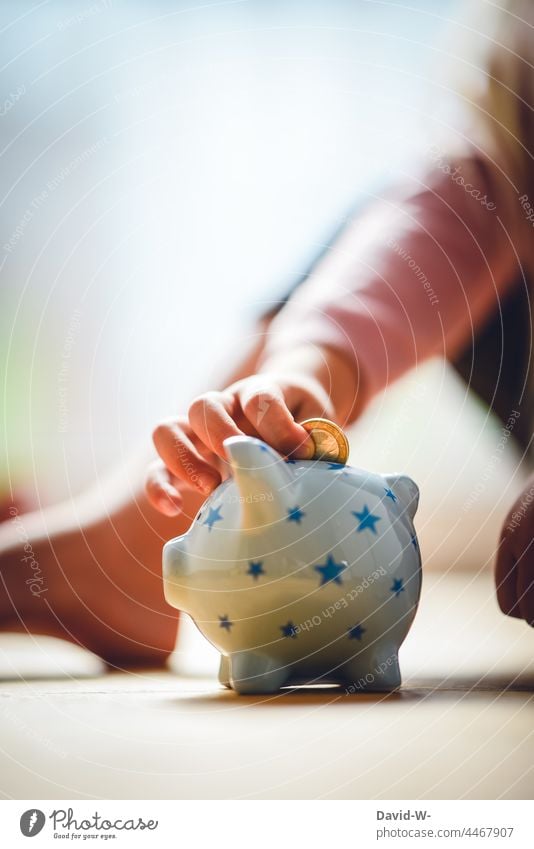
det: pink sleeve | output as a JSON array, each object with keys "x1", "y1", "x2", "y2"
[{"x1": 263, "y1": 153, "x2": 524, "y2": 408}]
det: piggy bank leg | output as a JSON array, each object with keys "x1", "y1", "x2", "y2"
[
  {"x1": 229, "y1": 651, "x2": 290, "y2": 694},
  {"x1": 218, "y1": 655, "x2": 231, "y2": 689},
  {"x1": 342, "y1": 645, "x2": 401, "y2": 693}
]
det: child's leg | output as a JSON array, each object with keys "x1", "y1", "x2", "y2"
[
  {"x1": 0, "y1": 461, "x2": 204, "y2": 667},
  {"x1": 0, "y1": 327, "x2": 268, "y2": 667}
]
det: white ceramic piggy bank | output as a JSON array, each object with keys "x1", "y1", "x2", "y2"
[{"x1": 163, "y1": 435, "x2": 421, "y2": 694}]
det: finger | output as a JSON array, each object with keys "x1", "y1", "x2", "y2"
[
  {"x1": 188, "y1": 391, "x2": 245, "y2": 459},
  {"x1": 194, "y1": 438, "x2": 227, "y2": 474},
  {"x1": 495, "y1": 528, "x2": 521, "y2": 618},
  {"x1": 146, "y1": 460, "x2": 183, "y2": 516},
  {"x1": 152, "y1": 420, "x2": 221, "y2": 494},
  {"x1": 173, "y1": 415, "x2": 226, "y2": 470},
  {"x1": 237, "y1": 382, "x2": 314, "y2": 459},
  {"x1": 285, "y1": 383, "x2": 334, "y2": 422}
]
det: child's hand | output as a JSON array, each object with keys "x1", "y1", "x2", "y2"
[
  {"x1": 495, "y1": 474, "x2": 534, "y2": 626},
  {"x1": 146, "y1": 372, "x2": 333, "y2": 515},
  {"x1": 145, "y1": 415, "x2": 222, "y2": 516}
]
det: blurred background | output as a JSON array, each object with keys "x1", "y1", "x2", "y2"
[{"x1": 0, "y1": 0, "x2": 526, "y2": 577}]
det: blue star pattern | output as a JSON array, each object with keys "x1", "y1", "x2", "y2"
[
  {"x1": 347, "y1": 623, "x2": 366, "y2": 640},
  {"x1": 259, "y1": 444, "x2": 271, "y2": 453},
  {"x1": 327, "y1": 462, "x2": 346, "y2": 470},
  {"x1": 315, "y1": 554, "x2": 347, "y2": 586},
  {"x1": 203, "y1": 505, "x2": 223, "y2": 531},
  {"x1": 352, "y1": 505, "x2": 381, "y2": 535},
  {"x1": 384, "y1": 487, "x2": 398, "y2": 502},
  {"x1": 247, "y1": 561, "x2": 265, "y2": 580},
  {"x1": 219, "y1": 615, "x2": 233, "y2": 630},
  {"x1": 390, "y1": 578, "x2": 404, "y2": 597},
  {"x1": 287, "y1": 506, "x2": 306, "y2": 524},
  {"x1": 280, "y1": 621, "x2": 298, "y2": 638}
]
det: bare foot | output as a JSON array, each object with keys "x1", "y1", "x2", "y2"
[{"x1": 0, "y1": 456, "x2": 204, "y2": 668}]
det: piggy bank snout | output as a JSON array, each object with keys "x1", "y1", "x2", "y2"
[{"x1": 163, "y1": 534, "x2": 190, "y2": 609}]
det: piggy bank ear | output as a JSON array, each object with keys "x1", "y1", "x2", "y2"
[{"x1": 384, "y1": 474, "x2": 419, "y2": 519}]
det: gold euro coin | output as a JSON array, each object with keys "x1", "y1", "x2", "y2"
[{"x1": 300, "y1": 418, "x2": 350, "y2": 465}]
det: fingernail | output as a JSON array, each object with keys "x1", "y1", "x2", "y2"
[
  {"x1": 160, "y1": 486, "x2": 181, "y2": 511},
  {"x1": 158, "y1": 496, "x2": 180, "y2": 516}
]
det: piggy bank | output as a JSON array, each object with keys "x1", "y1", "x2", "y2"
[{"x1": 163, "y1": 436, "x2": 421, "y2": 694}]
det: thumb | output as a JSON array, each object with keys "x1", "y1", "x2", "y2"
[
  {"x1": 237, "y1": 379, "x2": 315, "y2": 459},
  {"x1": 283, "y1": 378, "x2": 335, "y2": 422}
]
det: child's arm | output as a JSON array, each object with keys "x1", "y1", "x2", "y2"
[
  {"x1": 262, "y1": 152, "x2": 524, "y2": 412},
  {"x1": 147, "y1": 149, "x2": 525, "y2": 510}
]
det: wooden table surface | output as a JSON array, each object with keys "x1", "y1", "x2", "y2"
[{"x1": 0, "y1": 570, "x2": 533, "y2": 800}]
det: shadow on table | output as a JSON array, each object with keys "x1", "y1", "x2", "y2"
[{"x1": 169, "y1": 671, "x2": 534, "y2": 709}]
